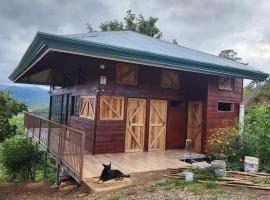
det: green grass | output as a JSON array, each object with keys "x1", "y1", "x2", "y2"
[
  {"x1": 156, "y1": 178, "x2": 225, "y2": 195},
  {"x1": 108, "y1": 195, "x2": 122, "y2": 200}
]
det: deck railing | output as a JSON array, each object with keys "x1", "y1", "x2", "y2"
[{"x1": 24, "y1": 112, "x2": 85, "y2": 180}]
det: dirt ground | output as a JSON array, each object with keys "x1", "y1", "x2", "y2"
[{"x1": 1, "y1": 180, "x2": 270, "y2": 200}]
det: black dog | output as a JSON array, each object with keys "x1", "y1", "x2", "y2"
[{"x1": 97, "y1": 163, "x2": 130, "y2": 183}]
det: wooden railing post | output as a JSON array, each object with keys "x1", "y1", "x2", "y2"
[
  {"x1": 79, "y1": 132, "x2": 85, "y2": 179},
  {"x1": 38, "y1": 118, "x2": 42, "y2": 144},
  {"x1": 47, "y1": 122, "x2": 51, "y2": 150},
  {"x1": 23, "y1": 112, "x2": 86, "y2": 182}
]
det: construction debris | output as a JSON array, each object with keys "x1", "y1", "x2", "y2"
[{"x1": 165, "y1": 168, "x2": 270, "y2": 191}]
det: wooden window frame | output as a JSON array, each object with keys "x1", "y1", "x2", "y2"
[
  {"x1": 79, "y1": 96, "x2": 96, "y2": 120},
  {"x1": 217, "y1": 101, "x2": 234, "y2": 112},
  {"x1": 116, "y1": 63, "x2": 138, "y2": 85},
  {"x1": 218, "y1": 77, "x2": 234, "y2": 91},
  {"x1": 71, "y1": 96, "x2": 80, "y2": 117},
  {"x1": 161, "y1": 70, "x2": 180, "y2": 89},
  {"x1": 99, "y1": 96, "x2": 125, "y2": 120}
]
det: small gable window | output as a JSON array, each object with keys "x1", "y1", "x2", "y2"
[
  {"x1": 161, "y1": 71, "x2": 180, "y2": 89},
  {"x1": 219, "y1": 77, "x2": 234, "y2": 90},
  {"x1": 116, "y1": 63, "x2": 138, "y2": 85},
  {"x1": 218, "y1": 102, "x2": 234, "y2": 112}
]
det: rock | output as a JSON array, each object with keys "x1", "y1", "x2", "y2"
[{"x1": 78, "y1": 193, "x2": 88, "y2": 197}]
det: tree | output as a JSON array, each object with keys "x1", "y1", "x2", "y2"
[
  {"x1": 219, "y1": 49, "x2": 241, "y2": 61},
  {"x1": 0, "y1": 91, "x2": 27, "y2": 142},
  {"x1": 0, "y1": 136, "x2": 42, "y2": 181},
  {"x1": 87, "y1": 10, "x2": 163, "y2": 39}
]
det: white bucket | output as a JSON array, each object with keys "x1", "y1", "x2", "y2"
[
  {"x1": 244, "y1": 156, "x2": 259, "y2": 173},
  {"x1": 184, "y1": 171, "x2": 193, "y2": 182}
]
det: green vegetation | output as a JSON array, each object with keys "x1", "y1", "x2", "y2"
[
  {"x1": 87, "y1": 10, "x2": 163, "y2": 39},
  {"x1": 244, "y1": 78, "x2": 270, "y2": 104},
  {"x1": 0, "y1": 136, "x2": 42, "y2": 182},
  {"x1": 0, "y1": 91, "x2": 27, "y2": 142},
  {"x1": 28, "y1": 103, "x2": 49, "y2": 113},
  {"x1": 206, "y1": 104, "x2": 270, "y2": 172}
]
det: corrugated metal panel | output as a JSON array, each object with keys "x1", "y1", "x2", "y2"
[{"x1": 66, "y1": 31, "x2": 261, "y2": 73}]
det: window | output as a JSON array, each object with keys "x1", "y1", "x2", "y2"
[
  {"x1": 161, "y1": 71, "x2": 180, "y2": 89},
  {"x1": 219, "y1": 77, "x2": 233, "y2": 90},
  {"x1": 116, "y1": 63, "x2": 138, "y2": 85},
  {"x1": 71, "y1": 96, "x2": 80, "y2": 116},
  {"x1": 218, "y1": 102, "x2": 234, "y2": 112},
  {"x1": 79, "y1": 96, "x2": 96, "y2": 120},
  {"x1": 99, "y1": 96, "x2": 124, "y2": 120},
  {"x1": 170, "y1": 100, "x2": 185, "y2": 108}
]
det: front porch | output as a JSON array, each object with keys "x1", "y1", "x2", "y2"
[
  {"x1": 83, "y1": 149, "x2": 204, "y2": 179},
  {"x1": 24, "y1": 112, "x2": 206, "y2": 184}
]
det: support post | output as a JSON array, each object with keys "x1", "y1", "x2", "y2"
[
  {"x1": 239, "y1": 103, "x2": 245, "y2": 134},
  {"x1": 43, "y1": 151, "x2": 48, "y2": 181},
  {"x1": 56, "y1": 163, "x2": 61, "y2": 187}
]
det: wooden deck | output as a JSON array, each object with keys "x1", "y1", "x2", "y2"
[{"x1": 82, "y1": 149, "x2": 204, "y2": 178}]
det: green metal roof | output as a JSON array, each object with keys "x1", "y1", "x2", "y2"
[{"x1": 9, "y1": 31, "x2": 269, "y2": 82}]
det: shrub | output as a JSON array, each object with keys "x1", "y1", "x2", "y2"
[
  {"x1": 205, "y1": 121, "x2": 249, "y2": 163},
  {"x1": 205, "y1": 105, "x2": 270, "y2": 172},
  {"x1": 244, "y1": 105, "x2": 270, "y2": 171},
  {"x1": 0, "y1": 136, "x2": 42, "y2": 182}
]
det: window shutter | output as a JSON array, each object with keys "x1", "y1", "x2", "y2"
[
  {"x1": 116, "y1": 63, "x2": 138, "y2": 85},
  {"x1": 219, "y1": 77, "x2": 233, "y2": 90},
  {"x1": 99, "y1": 96, "x2": 124, "y2": 120},
  {"x1": 79, "y1": 96, "x2": 96, "y2": 120},
  {"x1": 161, "y1": 71, "x2": 180, "y2": 89}
]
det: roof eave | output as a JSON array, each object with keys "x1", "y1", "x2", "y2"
[{"x1": 9, "y1": 32, "x2": 269, "y2": 82}]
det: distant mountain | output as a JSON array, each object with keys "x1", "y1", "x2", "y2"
[{"x1": 0, "y1": 83, "x2": 49, "y2": 105}]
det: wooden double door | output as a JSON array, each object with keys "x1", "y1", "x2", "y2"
[{"x1": 125, "y1": 98, "x2": 167, "y2": 152}]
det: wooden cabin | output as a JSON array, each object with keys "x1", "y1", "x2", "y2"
[{"x1": 9, "y1": 31, "x2": 268, "y2": 182}]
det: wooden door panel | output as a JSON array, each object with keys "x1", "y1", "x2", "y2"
[
  {"x1": 187, "y1": 102, "x2": 202, "y2": 153},
  {"x1": 125, "y1": 98, "x2": 146, "y2": 152},
  {"x1": 148, "y1": 100, "x2": 167, "y2": 151}
]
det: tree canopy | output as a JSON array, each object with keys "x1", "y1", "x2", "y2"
[
  {"x1": 0, "y1": 91, "x2": 27, "y2": 142},
  {"x1": 218, "y1": 49, "x2": 241, "y2": 61},
  {"x1": 87, "y1": 10, "x2": 163, "y2": 39}
]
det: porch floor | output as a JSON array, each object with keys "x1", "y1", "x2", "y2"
[{"x1": 82, "y1": 149, "x2": 205, "y2": 179}]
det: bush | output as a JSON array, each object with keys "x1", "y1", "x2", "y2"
[
  {"x1": 0, "y1": 136, "x2": 42, "y2": 182},
  {"x1": 244, "y1": 105, "x2": 270, "y2": 171},
  {"x1": 205, "y1": 105, "x2": 270, "y2": 172}
]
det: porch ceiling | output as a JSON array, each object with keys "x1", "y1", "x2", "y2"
[{"x1": 9, "y1": 31, "x2": 269, "y2": 84}]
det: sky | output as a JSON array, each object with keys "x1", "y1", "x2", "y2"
[{"x1": 0, "y1": 0, "x2": 270, "y2": 87}]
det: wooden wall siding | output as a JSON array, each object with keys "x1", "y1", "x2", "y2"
[
  {"x1": 47, "y1": 53, "x2": 243, "y2": 155},
  {"x1": 206, "y1": 77, "x2": 243, "y2": 142},
  {"x1": 94, "y1": 121, "x2": 126, "y2": 154},
  {"x1": 166, "y1": 102, "x2": 187, "y2": 149}
]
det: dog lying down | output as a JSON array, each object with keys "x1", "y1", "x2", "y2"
[{"x1": 97, "y1": 163, "x2": 130, "y2": 183}]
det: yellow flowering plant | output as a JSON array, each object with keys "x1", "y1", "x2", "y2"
[{"x1": 205, "y1": 120, "x2": 249, "y2": 170}]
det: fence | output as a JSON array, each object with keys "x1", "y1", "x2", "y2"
[{"x1": 24, "y1": 112, "x2": 85, "y2": 180}]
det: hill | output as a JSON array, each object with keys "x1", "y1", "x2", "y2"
[{"x1": 0, "y1": 83, "x2": 49, "y2": 105}]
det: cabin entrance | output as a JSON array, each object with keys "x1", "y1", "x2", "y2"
[
  {"x1": 125, "y1": 98, "x2": 167, "y2": 152},
  {"x1": 187, "y1": 102, "x2": 202, "y2": 153}
]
